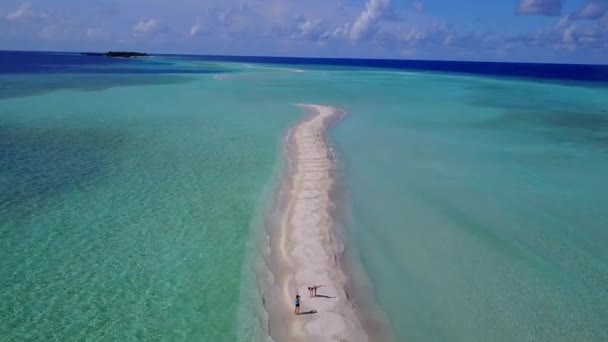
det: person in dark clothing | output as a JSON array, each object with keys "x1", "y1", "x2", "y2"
[{"x1": 294, "y1": 295, "x2": 301, "y2": 315}]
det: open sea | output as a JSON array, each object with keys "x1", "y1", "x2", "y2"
[{"x1": 1, "y1": 51, "x2": 607, "y2": 341}]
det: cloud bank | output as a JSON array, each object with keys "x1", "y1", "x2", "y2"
[{"x1": 1, "y1": 0, "x2": 606, "y2": 64}]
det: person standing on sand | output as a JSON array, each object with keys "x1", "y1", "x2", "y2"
[
  {"x1": 309, "y1": 285, "x2": 323, "y2": 297},
  {"x1": 294, "y1": 295, "x2": 301, "y2": 315}
]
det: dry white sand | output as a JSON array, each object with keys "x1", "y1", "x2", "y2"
[{"x1": 271, "y1": 104, "x2": 368, "y2": 341}]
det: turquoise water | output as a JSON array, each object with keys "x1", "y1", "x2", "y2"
[
  {"x1": 2, "y1": 57, "x2": 608, "y2": 341},
  {"x1": 0, "y1": 68, "x2": 299, "y2": 340},
  {"x1": 329, "y1": 72, "x2": 608, "y2": 341}
]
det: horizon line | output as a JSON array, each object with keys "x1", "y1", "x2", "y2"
[{"x1": 1, "y1": 49, "x2": 608, "y2": 67}]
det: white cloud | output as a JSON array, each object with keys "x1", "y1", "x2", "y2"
[
  {"x1": 287, "y1": 15, "x2": 326, "y2": 41},
  {"x1": 562, "y1": 25, "x2": 578, "y2": 50},
  {"x1": 190, "y1": 24, "x2": 202, "y2": 36},
  {"x1": 293, "y1": 18, "x2": 322, "y2": 39},
  {"x1": 190, "y1": 17, "x2": 203, "y2": 36},
  {"x1": 517, "y1": 0, "x2": 562, "y2": 16},
  {"x1": 326, "y1": 24, "x2": 350, "y2": 40},
  {"x1": 6, "y1": 2, "x2": 31, "y2": 20},
  {"x1": 401, "y1": 27, "x2": 431, "y2": 43},
  {"x1": 348, "y1": 0, "x2": 390, "y2": 41},
  {"x1": 503, "y1": 14, "x2": 608, "y2": 53},
  {"x1": 571, "y1": 2, "x2": 607, "y2": 20},
  {"x1": 132, "y1": 19, "x2": 158, "y2": 35},
  {"x1": 562, "y1": 23, "x2": 577, "y2": 43}
]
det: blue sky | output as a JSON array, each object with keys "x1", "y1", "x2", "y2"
[{"x1": 1, "y1": 0, "x2": 607, "y2": 63}]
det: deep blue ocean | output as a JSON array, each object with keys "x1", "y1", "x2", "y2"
[{"x1": 2, "y1": 50, "x2": 608, "y2": 81}]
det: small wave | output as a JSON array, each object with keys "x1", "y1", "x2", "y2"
[{"x1": 241, "y1": 63, "x2": 305, "y2": 74}]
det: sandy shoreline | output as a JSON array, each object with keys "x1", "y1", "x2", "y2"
[{"x1": 264, "y1": 104, "x2": 368, "y2": 341}]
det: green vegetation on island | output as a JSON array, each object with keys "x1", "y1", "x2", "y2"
[{"x1": 81, "y1": 51, "x2": 148, "y2": 58}]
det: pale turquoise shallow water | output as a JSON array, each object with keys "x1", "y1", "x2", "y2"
[
  {"x1": 2, "y1": 59, "x2": 608, "y2": 341},
  {"x1": 0, "y1": 67, "x2": 300, "y2": 340},
  {"x1": 329, "y1": 72, "x2": 608, "y2": 341}
]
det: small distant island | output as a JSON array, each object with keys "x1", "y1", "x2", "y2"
[{"x1": 81, "y1": 51, "x2": 148, "y2": 58}]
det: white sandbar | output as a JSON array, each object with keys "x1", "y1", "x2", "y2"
[{"x1": 274, "y1": 104, "x2": 368, "y2": 341}]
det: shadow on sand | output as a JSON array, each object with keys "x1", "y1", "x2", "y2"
[
  {"x1": 298, "y1": 310, "x2": 318, "y2": 315},
  {"x1": 314, "y1": 294, "x2": 335, "y2": 299}
]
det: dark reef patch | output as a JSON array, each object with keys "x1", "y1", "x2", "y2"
[
  {"x1": 0, "y1": 123, "x2": 127, "y2": 216},
  {"x1": 0, "y1": 74, "x2": 196, "y2": 100}
]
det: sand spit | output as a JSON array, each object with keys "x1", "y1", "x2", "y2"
[{"x1": 266, "y1": 104, "x2": 368, "y2": 342}]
